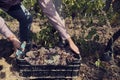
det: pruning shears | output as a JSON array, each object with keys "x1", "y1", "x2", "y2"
[{"x1": 16, "y1": 41, "x2": 26, "y2": 58}]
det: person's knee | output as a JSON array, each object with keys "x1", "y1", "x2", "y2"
[
  {"x1": 25, "y1": 15, "x2": 33, "y2": 24},
  {"x1": 19, "y1": 15, "x2": 33, "y2": 25}
]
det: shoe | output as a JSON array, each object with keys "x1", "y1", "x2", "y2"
[
  {"x1": 25, "y1": 43, "x2": 38, "y2": 53},
  {"x1": 24, "y1": 43, "x2": 31, "y2": 53},
  {"x1": 73, "y1": 53, "x2": 82, "y2": 60}
]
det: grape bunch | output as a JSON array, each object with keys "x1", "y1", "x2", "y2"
[{"x1": 24, "y1": 47, "x2": 76, "y2": 65}]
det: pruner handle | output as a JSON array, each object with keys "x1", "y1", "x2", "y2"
[{"x1": 16, "y1": 41, "x2": 26, "y2": 57}]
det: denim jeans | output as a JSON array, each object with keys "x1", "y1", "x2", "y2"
[{"x1": 6, "y1": 3, "x2": 33, "y2": 42}]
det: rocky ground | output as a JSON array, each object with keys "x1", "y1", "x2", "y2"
[{"x1": 0, "y1": 18, "x2": 120, "y2": 80}]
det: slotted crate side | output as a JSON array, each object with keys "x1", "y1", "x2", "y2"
[
  {"x1": 16, "y1": 59, "x2": 81, "y2": 79},
  {"x1": 19, "y1": 69, "x2": 79, "y2": 77},
  {"x1": 18, "y1": 65, "x2": 80, "y2": 71},
  {"x1": 21, "y1": 76, "x2": 78, "y2": 80}
]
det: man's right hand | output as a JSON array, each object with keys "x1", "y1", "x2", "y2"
[{"x1": 8, "y1": 35, "x2": 21, "y2": 51}]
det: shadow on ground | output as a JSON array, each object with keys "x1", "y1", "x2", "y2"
[
  {"x1": 78, "y1": 40, "x2": 120, "y2": 80},
  {"x1": 0, "y1": 39, "x2": 14, "y2": 64}
]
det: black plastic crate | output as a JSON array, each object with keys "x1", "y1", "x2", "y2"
[{"x1": 16, "y1": 58, "x2": 81, "y2": 79}]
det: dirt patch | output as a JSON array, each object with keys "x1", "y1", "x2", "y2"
[{"x1": 0, "y1": 19, "x2": 120, "y2": 80}]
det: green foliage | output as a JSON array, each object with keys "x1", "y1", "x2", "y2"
[
  {"x1": 0, "y1": 0, "x2": 114, "y2": 54},
  {"x1": 32, "y1": 24, "x2": 60, "y2": 48},
  {"x1": 22, "y1": 0, "x2": 36, "y2": 8},
  {"x1": 0, "y1": 9, "x2": 14, "y2": 20},
  {"x1": 85, "y1": 28, "x2": 97, "y2": 39},
  {"x1": 0, "y1": 0, "x2": 114, "y2": 21},
  {"x1": 0, "y1": 9, "x2": 7, "y2": 18},
  {"x1": 62, "y1": 0, "x2": 104, "y2": 17},
  {"x1": 62, "y1": 0, "x2": 110, "y2": 26},
  {"x1": 95, "y1": 59, "x2": 101, "y2": 67}
]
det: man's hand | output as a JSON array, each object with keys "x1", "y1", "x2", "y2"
[{"x1": 7, "y1": 35, "x2": 21, "y2": 51}]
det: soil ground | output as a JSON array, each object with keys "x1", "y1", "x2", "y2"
[{"x1": 0, "y1": 18, "x2": 120, "y2": 80}]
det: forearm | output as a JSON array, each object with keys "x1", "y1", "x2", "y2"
[
  {"x1": 38, "y1": 0, "x2": 70, "y2": 40},
  {"x1": 0, "y1": 17, "x2": 15, "y2": 39}
]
